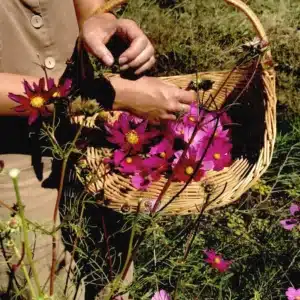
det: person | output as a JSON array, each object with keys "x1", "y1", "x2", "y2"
[{"x1": 0, "y1": 0, "x2": 196, "y2": 299}]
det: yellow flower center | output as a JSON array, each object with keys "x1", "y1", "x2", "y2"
[
  {"x1": 180, "y1": 129, "x2": 184, "y2": 135},
  {"x1": 189, "y1": 116, "x2": 195, "y2": 122},
  {"x1": 185, "y1": 166, "x2": 194, "y2": 175},
  {"x1": 125, "y1": 130, "x2": 139, "y2": 145},
  {"x1": 52, "y1": 91, "x2": 60, "y2": 97},
  {"x1": 126, "y1": 157, "x2": 133, "y2": 164},
  {"x1": 214, "y1": 257, "x2": 221, "y2": 264},
  {"x1": 160, "y1": 152, "x2": 166, "y2": 158},
  {"x1": 213, "y1": 153, "x2": 221, "y2": 160},
  {"x1": 295, "y1": 297, "x2": 300, "y2": 300},
  {"x1": 30, "y1": 96, "x2": 45, "y2": 108}
]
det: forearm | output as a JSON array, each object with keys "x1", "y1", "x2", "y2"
[
  {"x1": 73, "y1": 0, "x2": 106, "y2": 28},
  {"x1": 0, "y1": 73, "x2": 38, "y2": 116}
]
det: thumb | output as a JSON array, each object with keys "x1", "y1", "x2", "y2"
[
  {"x1": 82, "y1": 17, "x2": 116, "y2": 66},
  {"x1": 86, "y1": 41, "x2": 114, "y2": 66}
]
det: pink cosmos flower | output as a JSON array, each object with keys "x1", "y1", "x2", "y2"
[
  {"x1": 286, "y1": 287, "x2": 300, "y2": 300},
  {"x1": 131, "y1": 156, "x2": 168, "y2": 190},
  {"x1": 165, "y1": 121, "x2": 185, "y2": 139},
  {"x1": 151, "y1": 289, "x2": 171, "y2": 300},
  {"x1": 183, "y1": 102, "x2": 204, "y2": 126},
  {"x1": 172, "y1": 149, "x2": 206, "y2": 182},
  {"x1": 203, "y1": 139, "x2": 232, "y2": 171},
  {"x1": 8, "y1": 78, "x2": 53, "y2": 125},
  {"x1": 150, "y1": 138, "x2": 174, "y2": 159},
  {"x1": 280, "y1": 204, "x2": 300, "y2": 231},
  {"x1": 105, "y1": 113, "x2": 159, "y2": 153},
  {"x1": 47, "y1": 78, "x2": 72, "y2": 97},
  {"x1": 131, "y1": 169, "x2": 161, "y2": 190},
  {"x1": 204, "y1": 249, "x2": 231, "y2": 272},
  {"x1": 113, "y1": 150, "x2": 144, "y2": 174},
  {"x1": 202, "y1": 113, "x2": 230, "y2": 142},
  {"x1": 183, "y1": 125, "x2": 206, "y2": 150}
]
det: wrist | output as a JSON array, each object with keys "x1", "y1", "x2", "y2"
[{"x1": 110, "y1": 76, "x2": 135, "y2": 111}]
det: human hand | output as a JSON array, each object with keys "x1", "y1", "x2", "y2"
[
  {"x1": 111, "y1": 76, "x2": 197, "y2": 123},
  {"x1": 82, "y1": 13, "x2": 155, "y2": 74}
]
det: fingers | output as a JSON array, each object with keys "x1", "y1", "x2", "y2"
[
  {"x1": 134, "y1": 56, "x2": 156, "y2": 75},
  {"x1": 117, "y1": 19, "x2": 155, "y2": 72},
  {"x1": 120, "y1": 42, "x2": 154, "y2": 70},
  {"x1": 176, "y1": 89, "x2": 197, "y2": 105}
]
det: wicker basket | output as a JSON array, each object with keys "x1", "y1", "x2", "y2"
[{"x1": 73, "y1": 0, "x2": 277, "y2": 215}]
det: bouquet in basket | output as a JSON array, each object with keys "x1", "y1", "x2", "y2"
[{"x1": 104, "y1": 102, "x2": 233, "y2": 190}]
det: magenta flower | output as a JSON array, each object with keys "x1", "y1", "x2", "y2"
[
  {"x1": 204, "y1": 249, "x2": 231, "y2": 272},
  {"x1": 131, "y1": 169, "x2": 161, "y2": 190},
  {"x1": 286, "y1": 287, "x2": 300, "y2": 300},
  {"x1": 47, "y1": 77, "x2": 72, "y2": 97},
  {"x1": 105, "y1": 113, "x2": 159, "y2": 153},
  {"x1": 183, "y1": 102, "x2": 204, "y2": 126},
  {"x1": 8, "y1": 78, "x2": 53, "y2": 125},
  {"x1": 280, "y1": 204, "x2": 300, "y2": 231},
  {"x1": 113, "y1": 150, "x2": 143, "y2": 174},
  {"x1": 204, "y1": 139, "x2": 232, "y2": 171},
  {"x1": 202, "y1": 113, "x2": 230, "y2": 142},
  {"x1": 172, "y1": 149, "x2": 206, "y2": 182},
  {"x1": 131, "y1": 156, "x2": 168, "y2": 190},
  {"x1": 183, "y1": 124, "x2": 206, "y2": 150},
  {"x1": 166, "y1": 121, "x2": 185, "y2": 138},
  {"x1": 150, "y1": 138, "x2": 174, "y2": 159},
  {"x1": 151, "y1": 289, "x2": 171, "y2": 300}
]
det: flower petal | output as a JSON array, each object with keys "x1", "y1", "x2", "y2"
[
  {"x1": 28, "y1": 109, "x2": 39, "y2": 125},
  {"x1": 23, "y1": 80, "x2": 34, "y2": 98},
  {"x1": 290, "y1": 204, "x2": 300, "y2": 216},
  {"x1": 13, "y1": 105, "x2": 27, "y2": 112},
  {"x1": 8, "y1": 93, "x2": 30, "y2": 106},
  {"x1": 280, "y1": 219, "x2": 297, "y2": 231}
]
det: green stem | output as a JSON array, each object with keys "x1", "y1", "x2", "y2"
[
  {"x1": 13, "y1": 245, "x2": 36, "y2": 299},
  {"x1": 12, "y1": 177, "x2": 42, "y2": 296}
]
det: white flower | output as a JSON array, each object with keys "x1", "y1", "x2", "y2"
[{"x1": 9, "y1": 168, "x2": 20, "y2": 179}]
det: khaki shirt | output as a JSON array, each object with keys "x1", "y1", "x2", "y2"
[
  {"x1": 0, "y1": 0, "x2": 78, "y2": 77},
  {"x1": 0, "y1": 0, "x2": 79, "y2": 154}
]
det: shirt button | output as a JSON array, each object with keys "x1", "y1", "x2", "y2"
[
  {"x1": 45, "y1": 57, "x2": 56, "y2": 69},
  {"x1": 31, "y1": 15, "x2": 43, "y2": 29}
]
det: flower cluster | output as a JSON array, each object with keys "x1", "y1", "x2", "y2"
[
  {"x1": 8, "y1": 77, "x2": 71, "y2": 125},
  {"x1": 105, "y1": 103, "x2": 233, "y2": 190}
]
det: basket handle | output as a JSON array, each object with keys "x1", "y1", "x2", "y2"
[{"x1": 224, "y1": 0, "x2": 268, "y2": 43}]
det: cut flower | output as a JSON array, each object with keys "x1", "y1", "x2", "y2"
[{"x1": 8, "y1": 78, "x2": 53, "y2": 125}]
